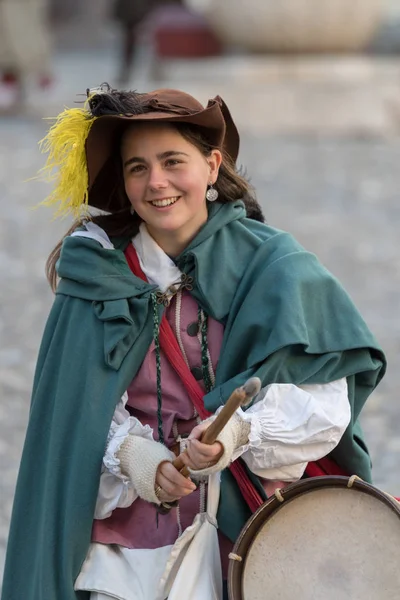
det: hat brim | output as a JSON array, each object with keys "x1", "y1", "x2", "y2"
[{"x1": 85, "y1": 97, "x2": 239, "y2": 211}]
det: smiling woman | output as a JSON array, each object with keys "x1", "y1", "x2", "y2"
[{"x1": 1, "y1": 84, "x2": 386, "y2": 600}]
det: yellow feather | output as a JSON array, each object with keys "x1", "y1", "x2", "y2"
[{"x1": 37, "y1": 107, "x2": 96, "y2": 218}]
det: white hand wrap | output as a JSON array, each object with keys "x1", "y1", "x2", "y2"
[
  {"x1": 117, "y1": 435, "x2": 174, "y2": 505},
  {"x1": 189, "y1": 412, "x2": 251, "y2": 477}
]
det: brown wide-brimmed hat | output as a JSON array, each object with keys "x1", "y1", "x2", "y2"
[{"x1": 85, "y1": 88, "x2": 240, "y2": 212}]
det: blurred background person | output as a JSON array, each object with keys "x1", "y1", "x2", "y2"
[
  {"x1": 0, "y1": 0, "x2": 53, "y2": 111},
  {"x1": 112, "y1": 0, "x2": 186, "y2": 85},
  {"x1": 113, "y1": 0, "x2": 223, "y2": 85}
]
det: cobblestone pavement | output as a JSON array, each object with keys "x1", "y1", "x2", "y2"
[{"x1": 1, "y1": 69, "x2": 400, "y2": 581}]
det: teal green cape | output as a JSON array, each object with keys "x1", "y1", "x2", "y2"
[{"x1": 2, "y1": 201, "x2": 385, "y2": 600}]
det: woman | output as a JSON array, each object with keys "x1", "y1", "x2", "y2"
[{"x1": 1, "y1": 85, "x2": 385, "y2": 600}]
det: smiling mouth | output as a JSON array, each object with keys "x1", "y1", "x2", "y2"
[{"x1": 149, "y1": 196, "x2": 180, "y2": 208}]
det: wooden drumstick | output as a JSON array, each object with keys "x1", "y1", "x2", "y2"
[{"x1": 173, "y1": 377, "x2": 262, "y2": 477}]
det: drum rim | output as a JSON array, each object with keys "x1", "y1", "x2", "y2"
[{"x1": 227, "y1": 475, "x2": 400, "y2": 600}]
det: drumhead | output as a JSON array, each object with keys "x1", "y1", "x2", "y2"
[{"x1": 228, "y1": 477, "x2": 400, "y2": 600}]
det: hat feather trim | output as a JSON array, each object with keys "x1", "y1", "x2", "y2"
[{"x1": 37, "y1": 107, "x2": 96, "y2": 218}]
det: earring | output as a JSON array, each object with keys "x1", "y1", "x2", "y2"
[
  {"x1": 206, "y1": 183, "x2": 219, "y2": 202},
  {"x1": 130, "y1": 206, "x2": 135, "y2": 216}
]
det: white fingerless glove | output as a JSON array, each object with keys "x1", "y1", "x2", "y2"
[
  {"x1": 189, "y1": 411, "x2": 251, "y2": 478},
  {"x1": 117, "y1": 435, "x2": 174, "y2": 505}
]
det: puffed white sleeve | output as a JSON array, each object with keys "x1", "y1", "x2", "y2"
[
  {"x1": 232, "y1": 378, "x2": 350, "y2": 481},
  {"x1": 94, "y1": 391, "x2": 155, "y2": 519}
]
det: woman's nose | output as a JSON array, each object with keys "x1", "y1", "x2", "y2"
[{"x1": 147, "y1": 165, "x2": 168, "y2": 189}]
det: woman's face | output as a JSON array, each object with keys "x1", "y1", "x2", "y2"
[{"x1": 121, "y1": 122, "x2": 222, "y2": 255}]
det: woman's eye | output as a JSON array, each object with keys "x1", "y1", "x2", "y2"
[
  {"x1": 165, "y1": 159, "x2": 181, "y2": 167},
  {"x1": 129, "y1": 164, "x2": 145, "y2": 174}
]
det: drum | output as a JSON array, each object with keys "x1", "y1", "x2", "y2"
[{"x1": 228, "y1": 476, "x2": 400, "y2": 600}]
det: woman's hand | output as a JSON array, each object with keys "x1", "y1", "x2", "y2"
[
  {"x1": 154, "y1": 421, "x2": 225, "y2": 503},
  {"x1": 155, "y1": 461, "x2": 197, "y2": 503},
  {"x1": 179, "y1": 421, "x2": 224, "y2": 471}
]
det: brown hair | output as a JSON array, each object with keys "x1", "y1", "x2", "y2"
[{"x1": 46, "y1": 122, "x2": 264, "y2": 292}]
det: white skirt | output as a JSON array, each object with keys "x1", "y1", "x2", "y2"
[
  {"x1": 76, "y1": 543, "x2": 173, "y2": 600},
  {"x1": 75, "y1": 473, "x2": 223, "y2": 600}
]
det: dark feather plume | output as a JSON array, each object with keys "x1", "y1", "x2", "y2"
[{"x1": 86, "y1": 83, "x2": 146, "y2": 117}]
